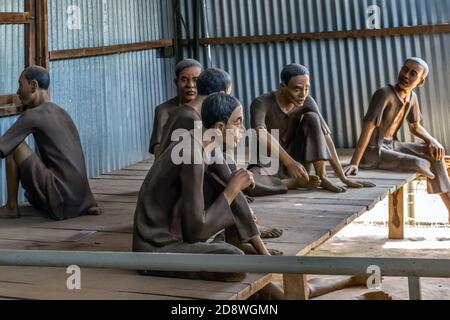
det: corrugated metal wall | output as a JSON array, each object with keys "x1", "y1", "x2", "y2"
[
  {"x1": 182, "y1": 0, "x2": 450, "y2": 150},
  {"x1": 0, "y1": 0, "x2": 175, "y2": 205},
  {"x1": 48, "y1": 0, "x2": 175, "y2": 177},
  {"x1": 0, "y1": 0, "x2": 449, "y2": 206},
  {"x1": 0, "y1": 1, "x2": 24, "y2": 95},
  {"x1": 0, "y1": 1, "x2": 26, "y2": 203}
]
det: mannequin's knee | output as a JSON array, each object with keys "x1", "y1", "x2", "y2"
[
  {"x1": 13, "y1": 143, "x2": 34, "y2": 165},
  {"x1": 300, "y1": 112, "x2": 322, "y2": 131}
]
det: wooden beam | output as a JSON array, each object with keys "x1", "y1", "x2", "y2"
[
  {"x1": 35, "y1": 0, "x2": 49, "y2": 69},
  {"x1": 283, "y1": 274, "x2": 309, "y2": 300},
  {"x1": 389, "y1": 186, "x2": 405, "y2": 240},
  {"x1": 0, "y1": 12, "x2": 32, "y2": 25},
  {"x1": 200, "y1": 24, "x2": 450, "y2": 46},
  {"x1": 0, "y1": 95, "x2": 24, "y2": 118},
  {"x1": 0, "y1": 105, "x2": 25, "y2": 118},
  {"x1": 0, "y1": 94, "x2": 20, "y2": 106},
  {"x1": 49, "y1": 39, "x2": 173, "y2": 61},
  {"x1": 25, "y1": 0, "x2": 37, "y2": 67},
  {"x1": 1, "y1": 1, "x2": 39, "y2": 119},
  {"x1": 48, "y1": 24, "x2": 449, "y2": 61}
]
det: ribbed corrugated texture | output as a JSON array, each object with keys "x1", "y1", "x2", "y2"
[
  {"x1": 47, "y1": 0, "x2": 174, "y2": 177},
  {"x1": 48, "y1": 0, "x2": 165, "y2": 51},
  {"x1": 50, "y1": 50, "x2": 169, "y2": 177},
  {"x1": 184, "y1": 0, "x2": 449, "y2": 36},
  {"x1": 0, "y1": 0, "x2": 174, "y2": 205},
  {"x1": 181, "y1": 0, "x2": 450, "y2": 150},
  {"x1": 0, "y1": 0, "x2": 23, "y2": 12},
  {"x1": 0, "y1": 25, "x2": 24, "y2": 95},
  {"x1": 0, "y1": 0, "x2": 25, "y2": 95},
  {"x1": 0, "y1": 0, "x2": 25, "y2": 94},
  {"x1": 0, "y1": 1, "x2": 25, "y2": 204}
]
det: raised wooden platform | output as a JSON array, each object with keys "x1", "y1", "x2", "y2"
[{"x1": 0, "y1": 151, "x2": 416, "y2": 300}]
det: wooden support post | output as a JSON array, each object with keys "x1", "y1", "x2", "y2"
[
  {"x1": 389, "y1": 186, "x2": 405, "y2": 239},
  {"x1": 24, "y1": 0, "x2": 48, "y2": 69},
  {"x1": 283, "y1": 274, "x2": 309, "y2": 300},
  {"x1": 407, "y1": 182, "x2": 416, "y2": 219},
  {"x1": 24, "y1": 0, "x2": 36, "y2": 67},
  {"x1": 408, "y1": 277, "x2": 422, "y2": 300},
  {"x1": 35, "y1": 0, "x2": 49, "y2": 69}
]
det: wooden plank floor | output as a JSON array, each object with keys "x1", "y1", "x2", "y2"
[{"x1": 0, "y1": 151, "x2": 416, "y2": 300}]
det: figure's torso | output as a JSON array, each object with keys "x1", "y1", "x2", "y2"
[{"x1": 384, "y1": 87, "x2": 414, "y2": 140}]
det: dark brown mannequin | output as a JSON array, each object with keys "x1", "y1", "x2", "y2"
[
  {"x1": 252, "y1": 65, "x2": 375, "y2": 193},
  {"x1": 345, "y1": 58, "x2": 450, "y2": 222},
  {"x1": 0, "y1": 66, "x2": 100, "y2": 219}
]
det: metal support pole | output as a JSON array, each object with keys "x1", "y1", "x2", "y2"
[
  {"x1": 0, "y1": 250, "x2": 450, "y2": 278},
  {"x1": 408, "y1": 277, "x2": 422, "y2": 300},
  {"x1": 193, "y1": 0, "x2": 201, "y2": 61},
  {"x1": 172, "y1": 0, "x2": 184, "y2": 62}
]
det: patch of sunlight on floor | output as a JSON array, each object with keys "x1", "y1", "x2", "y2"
[
  {"x1": 306, "y1": 179, "x2": 450, "y2": 300},
  {"x1": 354, "y1": 181, "x2": 449, "y2": 225},
  {"x1": 383, "y1": 240, "x2": 450, "y2": 250}
]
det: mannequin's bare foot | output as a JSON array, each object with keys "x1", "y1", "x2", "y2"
[
  {"x1": 258, "y1": 224, "x2": 283, "y2": 239},
  {"x1": 343, "y1": 179, "x2": 377, "y2": 189},
  {"x1": 320, "y1": 176, "x2": 347, "y2": 193},
  {"x1": 0, "y1": 205, "x2": 19, "y2": 219},
  {"x1": 237, "y1": 243, "x2": 283, "y2": 256},
  {"x1": 86, "y1": 206, "x2": 103, "y2": 216},
  {"x1": 268, "y1": 248, "x2": 283, "y2": 256},
  {"x1": 302, "y1": 175, "x2": 321, "y2": 188},
  {"x1": 288, "y1": 175, "x2": 321, "y2": 189},
  {"x1": 238, "y1": 243, "x2": 258, "y2": 255},
  {"x1": 355, "y1": 291, "x2": 393, "y2": 300}
]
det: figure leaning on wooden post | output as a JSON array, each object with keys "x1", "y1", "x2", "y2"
[
  {"x1": 250, "y1": 64, "x2": 375, "y2": 193},
  {"x1": 0, "y1": 66, "x2": 101, "y2": 220},
  {"x1": 344, "y1": 57, "x2": 450, "y2": 223}
]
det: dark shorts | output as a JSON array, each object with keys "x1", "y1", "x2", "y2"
[{"x1": 19, "y1": 154, "x2": 64, "y2": 219}]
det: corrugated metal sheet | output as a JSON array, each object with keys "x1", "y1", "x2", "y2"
[
  {"x1": 1, "y1": 0, "x2": 448, "y2": 207},
  {"x1": 0, "y1": 0, "x2": 174, "y2": 205},
  {"x1": 47, "y1": 0, "x2": 174, "y2": 177},
  {"x1": 184, "y1": 0, "x2": 450, "y2": 36},
  {"x1": 181, "y1": 0, "x2": 450, "y2": 150},
  {"x1": 0, "y1": 0, "x2": 23, "y2": 12},
  {"x1": 0, "y1": 0, "x2": 24, "y2": 95},
  {"x1": 48, "y1": 0, "x2": 165, "y2": 51},
  {"x1": 0, "y1": 25, "x2": 24, "y2": 95},
  {"x1": 0, "y1": 1, "x2": 26, "y2": 204},
  {"x1": 50, "y1": 50, "x2": 169, "y2": 177}
]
